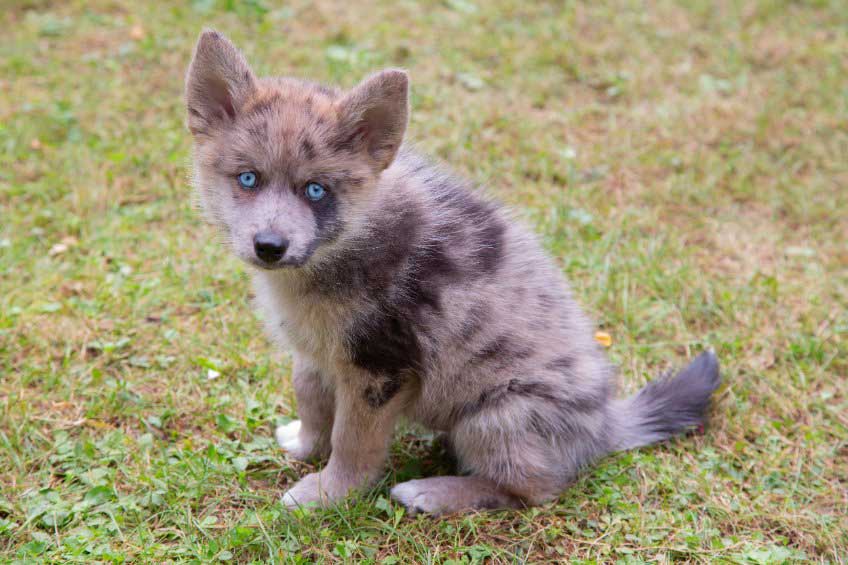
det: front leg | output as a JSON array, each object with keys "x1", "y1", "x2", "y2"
[
  {"x1": 276, "y1": 356, "x2": 334, "y2": 461},
  {"x1": 282, "y1": 373, "x2": 407, "y2": 508}
]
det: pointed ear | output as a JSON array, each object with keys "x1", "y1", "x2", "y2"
[
  {"x1": 334, "y1": 69, "x2": 409, "y2": 170},
  {"x1": 185, "y1": 30, "x2": 257, "y2": 136}
]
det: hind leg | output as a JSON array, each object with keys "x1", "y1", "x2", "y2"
[
  {"x1": 391, "y1": 388, "x2": 609, "y2": 515},
  {"x1": 391, "y1": 433, "x2": 563, "y2": 515},
  {"x1": 390, "y1": 476, "x2": 522, "y2": 516},
  {"x1": 389, "y1": 433, "x2": 561, "y2": 516}
]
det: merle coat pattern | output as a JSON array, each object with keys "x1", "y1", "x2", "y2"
[{"x1": 185, "y1": 30, "x2": 721, "y2": 515}]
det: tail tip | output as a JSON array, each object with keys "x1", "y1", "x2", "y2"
[
  {"x1": 688, "y1": 349, "x2": 721, "y2": 391},
  {"x1": 613, "y1": 349, "x2": 721, "y2": 452}
]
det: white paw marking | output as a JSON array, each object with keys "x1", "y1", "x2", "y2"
[
  {"x1": 275, "y1": 420, "x2": 302, "y2": 451},
  {"x1": 280, "y1": 490, "x2": 300, "y2": 508},
  {"x1": 390, "y1": 480, "x2": 436, "y2": 515},
  {"x1": 281, "y1": 490, "x2": 319, "y2": 510},
  {"x1": 281, "y1": 473, "x2": 326, "y2": 510},
  {"x1": 280, "y1": 436, "x2": 303, "y2": 453}
]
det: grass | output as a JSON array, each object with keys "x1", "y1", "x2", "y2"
[{"x1": 1, "y1": 0, "x2": 846, "y2": 562}]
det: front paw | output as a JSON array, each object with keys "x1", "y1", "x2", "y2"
[
  {"x1": 275, "y1": 420, "x2": 325, "y2": 461},
  {"x1": 275, "y1": 420, "x2": 308, "y2": 458},
  {"x1": 281, "y1": 472, "x2": 348, "y2": 510}
]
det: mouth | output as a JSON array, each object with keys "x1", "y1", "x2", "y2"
[{"x1": 247, "y1": 255, "x2": 308, "y2": 270}]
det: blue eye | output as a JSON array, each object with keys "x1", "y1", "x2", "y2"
[
  {"x1": 237, "y1": 171, "x2": 258, "y2": 189},
  {"x1": 305, "y1": 182, "x2": 326, "y2": 201}
]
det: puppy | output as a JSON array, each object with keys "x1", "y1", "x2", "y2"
[{"x1": 185, "y1": 30, "x2": 720, "y2": 515}]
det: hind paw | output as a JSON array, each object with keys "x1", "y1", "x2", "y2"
[
  {"x1": 390, "y1": 480, "x2": 440, "y2": 516},
  {"x1": 390, "y1": 477, "x2": 520, "y2": 516}
]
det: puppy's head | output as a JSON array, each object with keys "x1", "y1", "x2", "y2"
[{"x1": 185, "y1": 30, "x2": 408, "y2": 269}]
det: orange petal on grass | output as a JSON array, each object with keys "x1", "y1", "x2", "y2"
[{"x1": 594, "y1": 331, "x2": 612, "y2": 347}]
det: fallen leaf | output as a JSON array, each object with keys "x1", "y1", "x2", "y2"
[{"x1": 594, "y1": 331, "x2": 612, "y2": 347}]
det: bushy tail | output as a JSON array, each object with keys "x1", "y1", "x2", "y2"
[{"x1": 612, "y1": 351, "x2": 721, "y2": 451}]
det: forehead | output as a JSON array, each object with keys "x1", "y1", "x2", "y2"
[{"x1": 215, "y1": 78, "x2": 343, "y2": 176}]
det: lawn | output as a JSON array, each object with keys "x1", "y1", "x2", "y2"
[{"x1": 1, "y1": 0, "x2": 846, "y2": 562}]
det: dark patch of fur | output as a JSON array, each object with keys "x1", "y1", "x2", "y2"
[
  {"x1": 300, "y1": 137, "x2": 316, "y2": 160},
  {"x1": 403, "y1": 239, "x2": 458, "y2": 313},
  {"x1": 349, "y1": 310, "x2": 420, "y2": 408},
  {"x1": 328, "y1": 126, "x2": 364, "y2": 155},
  {"x1": 468, "y1": 334, "x2": 533, "y2": 368},
  {"x1": 538, "y1": 292, "x2": 557, "y2": 309},
  {"x1": 349, "y1": 311, "x2": 422, "y2": 379},
  {"x1": 310, "y1": 190, "x2": 342, "y2": 243},
  {"x1": 544, "y1": 355, "x2": 575, "y2": 373},
  {"x1": 244, "y1": 94, "x2": 282, "y2": 118},
  {"x1": 314, "y1": 200, "x2": 456, "y2": 303},
  {"x1": 363, "y1": 375, "x2": 406, "y2": 409},
  {"x1": 506, "y1": 380, "x2": 562, "y2": 403},
  {"x1": 474, "y1": 217, "x2": 505, "y2": 274},
  {"x1": 470, "y1": 336, "x2": 509, "y2": 363},
  {"x1": 453, "y1": 377, "x2": 609, "y2": 427},
  {"x1": 430, "y1": 182, "x2": 505, "y2": 276},
  {"x1": 458, "y1": 302, "x2": 489, "y2": 341},
  {"x1": 333, "y1": 200, "x2": 468, "y2": 407},
  {"x1": 245, "y1": 120, "x2": 268, "y2": 140}
]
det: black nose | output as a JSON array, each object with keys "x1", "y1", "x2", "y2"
[{"x1": 253, "y1": 231, "x2": 289, "y2": 264}]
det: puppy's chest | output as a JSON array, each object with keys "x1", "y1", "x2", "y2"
[{"x1": 277, "y1": 293, "x2": 357, "y2": 367}]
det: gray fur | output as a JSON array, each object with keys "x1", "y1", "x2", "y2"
[
  {"x1": 612, "y1": 351, "x2": 721, "y2": 451},
  {"x1": 185, "y1": 31, "x2": 722, "y2": 515}
]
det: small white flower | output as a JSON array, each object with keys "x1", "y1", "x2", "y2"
[
  {"x1": 560, "y1": 146, "x2": 577, "y2": 160},
  {"x1": 49, "y1": 243, "x2": 69, "y2": 256}
]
